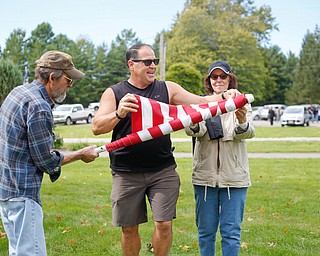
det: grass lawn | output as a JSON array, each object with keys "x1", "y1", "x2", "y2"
[
  {"x1": 53, "y1": 124, "x2": 320, "y2": 139},
  {"x1": 54, "y1": 125, "x2": 320, "y2": 153},
  {"x1": 1, "y1": 124, "x2": 319, "y2": 255},
  {"x1": 172, "y1": 141, "x2": 320, "y2": 153},
  {"x1": 1, "y1": 158, "x2": 319, "y2": 255}
]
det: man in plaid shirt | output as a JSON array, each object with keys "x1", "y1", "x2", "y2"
[{"x1": 0, "y1": 50, "x2": 99, "y2": 256}]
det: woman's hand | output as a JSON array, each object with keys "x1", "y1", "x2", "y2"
[{"x1": 235, "y1": 106, "x2": 247, "y2": 124}]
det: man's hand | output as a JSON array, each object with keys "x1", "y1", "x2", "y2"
[
  {"x1": 80, "y1": 145, "x2": 99, "y2": 163},
  {"x1": 116, "y1": 93, "x2": 139, "y2": 119},
  {"x1": 224, "y1": 89, "x2": 241, "y2": 99}
]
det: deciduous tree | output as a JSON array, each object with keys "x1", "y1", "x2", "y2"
[
  {"x1": 165, "y1": 0, "x2": 277, "y2": 103},
  {"x1": 166, "y1": 63, "x2": 203, "y2": 95}
]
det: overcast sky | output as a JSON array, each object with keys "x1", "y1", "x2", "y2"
[{"x1": 0, "y1": 0, "x2": 319, "y2": 56}]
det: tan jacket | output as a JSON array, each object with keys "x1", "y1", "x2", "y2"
[{"x1": 185, "y1": 104, "x2": 255, "y2": 189}]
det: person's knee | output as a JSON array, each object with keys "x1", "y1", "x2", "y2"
[
  {"x1": 155, "y1": 221, "x2": 172, "y2": 234},
  {"x1": 122, "y1": 225, "x2": 139, "y2": 237}
]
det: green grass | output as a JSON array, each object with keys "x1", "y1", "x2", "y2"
[
  {"x1": 253, "y1": 126, "x2": 320, "y2": 138},
  {"x1": 1, "y1": 158, "x2": 319, "y2": 255},
  {"x1": 54, "y1": 124, "x2": 110, "y2": 139},
  {"x1": 55, "y1": 124, "x2": 320, "y2": 153},
  {"x1": 246, "y1": 141, "x2": 320, "y2": 152},
  {"x1": 172, "y1": 141, "x2": 320, "y2": 153},
  {"x1": 1, "y1": 124, "x2": 319, "y2": 254},
  {"x1": 53, "y1": 124, "x2": 320, "y2": 139}
]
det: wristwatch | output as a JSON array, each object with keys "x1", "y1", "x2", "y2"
[
  {"x1": 115, "y1": 111, "x2": 124, "y2": 119},
  {"x1": 221, "y1": 91, "x2": 226, "y2": 100}
]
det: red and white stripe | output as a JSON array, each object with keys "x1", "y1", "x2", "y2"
[{"x1": 94, "y1": 94, "x2": 254, "y2": 153}]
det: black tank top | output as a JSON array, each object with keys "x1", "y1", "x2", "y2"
[{"x1": 109, "y1": 80, "x2": 175, "y2": 172}]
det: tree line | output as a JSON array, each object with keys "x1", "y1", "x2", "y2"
[{"x1": 1, "y1": 0, "x2": 320, "y2": 107}]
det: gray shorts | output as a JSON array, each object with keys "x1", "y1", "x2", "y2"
[{"x1": 111, "y1": 164, "x2": 180, "y2": 227}]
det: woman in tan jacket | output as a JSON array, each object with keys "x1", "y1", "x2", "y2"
[{"x1": 185, "y1": 60, "x2": 255, "y2": 256}]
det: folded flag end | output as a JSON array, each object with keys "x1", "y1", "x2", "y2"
[
  {"x1": 245, "y1": 94, "x2": 254, "y2": 104},
  {"x1": 94, "y1": 145, "x2": 107, "y2": 154}
]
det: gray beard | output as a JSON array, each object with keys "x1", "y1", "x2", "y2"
[
  {"x1": 54, "y1": 93, "x2": 66, "y2": 103},
  {"x1": 53, "y1": 88, "x2": 67, "y2": 103}
]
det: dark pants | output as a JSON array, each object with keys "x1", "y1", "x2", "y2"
[{"x1": 269, "y1": 117, "x2": 274, "y2": 126}]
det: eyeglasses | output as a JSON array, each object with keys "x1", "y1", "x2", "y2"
[
  {"x1": 131, "y1": 58, "x2": 160, "y2": 66},
  {"x1": 210, "y1": 73, "x2": 228, "y2": 80},
  {"x1": 63, "y1": 75, "x2": 73, "y2": 85}
]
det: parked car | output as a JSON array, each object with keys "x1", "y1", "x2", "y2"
[
  {"x1": 260, "y1": 104, "x2": 287, "y2": 120},
  {"x1": 88, "y1": 102, "x2": 100, "y2": 111},
  {"x1": 252, "y1": 106, "x2": 263, "y2": 120},
  {"x1": 281, "y1": 105, "x2": 309, "y2": 127},
  {"x1": 53, "y1": 104, "x2": 95, "y2": 125}
]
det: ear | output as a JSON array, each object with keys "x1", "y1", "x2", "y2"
[
  {"x1": 127, "y1": 60, "x2": 134, "y2": 70},
  {"x1": 44, "y1": 73, "x2": 56, "y2": 99},
  {"x1": 49, "y1": 72, "x2": 55, "y2": 84}
]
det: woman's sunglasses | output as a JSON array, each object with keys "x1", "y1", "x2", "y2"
[
  {"x1": 210, "y1": 73, "x2": 228, "y2": 80},
  {"x1": 131, "y1": 58, "x2": 160, "y2": 66}
]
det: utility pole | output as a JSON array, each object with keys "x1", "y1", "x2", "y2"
[
  {"x1": 159, "y1": 32, "x2": 166, "y2": 80},
  {"x1": 23, "y1": 63, "x2": 29, "y2": 85}
]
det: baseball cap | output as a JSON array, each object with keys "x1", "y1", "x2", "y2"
[
  {"x1": 35, "y1": 50, "x2": 85, "y2": 79},
  {"x1": 208, "y1": 60, "x2": 232, "y2": 75}
]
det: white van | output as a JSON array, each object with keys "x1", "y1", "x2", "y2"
[
  {"x1": 281, "y1": 105, "x2": 309, "y2": 127},
  {"x1": 260, "y1": 104, "x2": 287, "y2": 120}
]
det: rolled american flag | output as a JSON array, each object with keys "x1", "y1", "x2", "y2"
[{"x1": 94, "y1": 93, "x2": 254, "y2": 153}]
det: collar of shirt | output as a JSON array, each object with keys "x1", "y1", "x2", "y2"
[{"x1": 31, "y1": 79, "x2": 55, "y2": 109}]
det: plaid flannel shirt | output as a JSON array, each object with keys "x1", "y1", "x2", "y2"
[{"x1": 0, "y1": 80, "x2": 63, "y2": 206}]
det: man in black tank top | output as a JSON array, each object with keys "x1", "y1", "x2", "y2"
[{"x1": 92, "y1": 44, "x2": 239, "y2": 256}]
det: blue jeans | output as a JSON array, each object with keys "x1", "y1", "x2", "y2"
[
  {"x1": 194, "y1": 185, "x2": 247, "y2": 256},
  {"x1": 0, "y1": 199, "x2": 46, "y2": 256}
]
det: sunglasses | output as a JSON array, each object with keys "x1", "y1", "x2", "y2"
[
  {"x1": 131, "y1": 58, "x2": 160, "y2": 66},
  {"x1": 210, "y1": 73, "x2": 228, "y2": 80},
  {"x1": 63, "y1": 75, "x2": 74, "y2": 85}
]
